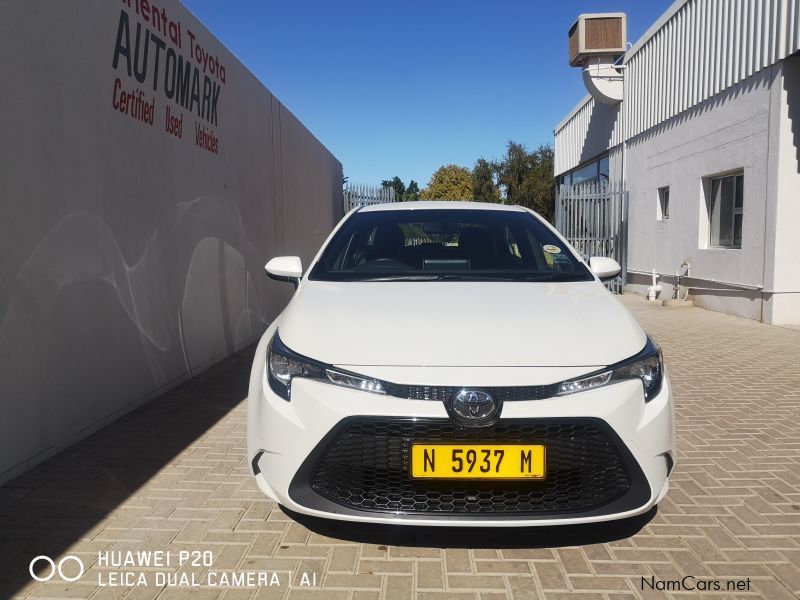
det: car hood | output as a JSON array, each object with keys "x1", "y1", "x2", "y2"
[{"x1": 278, "y1": 280, "x2": 646, "y2": 368}]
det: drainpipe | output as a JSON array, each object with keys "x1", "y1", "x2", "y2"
[
  {"x1": 647, "y1": 269, "x2": 661, "y2": 301},
  {"x1": 620, "y1": 66, "x2": 627, "y2": 191},
  {"x1": 617, "y1": 45, "x2": 631, "y2": 191}
]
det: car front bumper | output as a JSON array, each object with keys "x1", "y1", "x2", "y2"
[{"x1": 247, "y1": 331, "x2": 676, "y2": 527}]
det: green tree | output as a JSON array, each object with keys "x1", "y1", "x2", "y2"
[
  {"x1": 403, "y1": 180, "x2": 420, "y2": 202},
  {"x1": 472, "y1": 158, "x2": 500, "y2": 203},
  {"x1": 420, "y1": 165, "x2": 473, "y2": 200},
  {"x1": 381, "y1": 176, "x2": 406, "y2": 201},
  {"x1": 495, "y1": 142, "x2": 555, "y2": 221}
]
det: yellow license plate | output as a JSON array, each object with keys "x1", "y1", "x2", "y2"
[{"x1": 410, "y1": 444, "x2": 546, "y2": 480}]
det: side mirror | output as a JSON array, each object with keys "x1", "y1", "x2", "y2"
[
  {"x1": 589, "y1": 256, "x2": 622, "y2": 281},
  {"x1": 265, "y1": 256, "x2": 303, "y2": 287}
]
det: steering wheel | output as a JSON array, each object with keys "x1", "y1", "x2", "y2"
[{"x1": 365, "y1": 258, "x2": 406, "y2": 269}]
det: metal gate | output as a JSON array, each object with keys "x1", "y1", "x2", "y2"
[
  {"x1": 555, "y1": 181, "x2": 628, "y2": 294},
  {"x1": 343, "y1": 183, "x2": 396, "y2": 212}
]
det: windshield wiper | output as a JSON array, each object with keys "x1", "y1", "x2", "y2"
[
  {"x1": 535, "y1": 272, "x2": 594, "y2": 282},
  {"x1": 361, "y1": 274, "x2": 546, "y2": 282},
  {"x1": 433, "y1": 272, "x2": 592, "y2": 282},
  {"x1": 350, "y1": 272, "x2": 592, "y2": 283},
  {"x1": 432, "y1": 274, "x2": 526, "y2": 281},
  {"x1": 359, "y1": 274, "x2": 444, "y2": 282}
]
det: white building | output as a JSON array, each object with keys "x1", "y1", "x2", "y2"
[{"x1": 554, "y1": 0, "x2": 800, "y2": 325}]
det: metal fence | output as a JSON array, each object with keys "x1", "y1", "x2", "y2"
[
  {"x1": 555, "y1": 181, "x2": 628, "y2": 294},
  {"x1": 343, "y1": 183, "x2": 396, "y2": 212}
]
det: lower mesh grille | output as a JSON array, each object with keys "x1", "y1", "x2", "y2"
[{"x1": 305, "y1": 419, "x2": 635, "y2": 515}]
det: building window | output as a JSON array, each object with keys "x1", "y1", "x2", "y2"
[
  {"x1": 571, "y1": 162, "x2": 599, "y2": 185},
  {"x1": 598, "y1": 156, "x2": 609, "y2": 183},
  {"x1": 708, "y1": 173, "x2": 743, "y2": 248},
  {"x1": 657, "y1": 186, "x2": 669, "y2": 220},
  {"x1": 558, "y1": 154, "x2": 610, "y2": 188}
]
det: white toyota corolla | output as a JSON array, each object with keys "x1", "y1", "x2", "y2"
[{"x1": 248, "y1": 201, "x2": 675, "y2": 526}]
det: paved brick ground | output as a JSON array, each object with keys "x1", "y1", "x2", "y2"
[{"x1": 1, "y1": 295, "x2": 799, "y2": 600}]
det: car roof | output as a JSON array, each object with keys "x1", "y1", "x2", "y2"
[{"x1": 357, "y1": 201, "x2": 526, "y2": 213}]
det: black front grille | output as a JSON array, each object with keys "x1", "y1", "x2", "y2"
[
  {"x1": 292, "y1": 418, "x2": 650, "y2": 518},
  {"x1": 381, "y1": 383, "x2": 559, "y2": 402}
]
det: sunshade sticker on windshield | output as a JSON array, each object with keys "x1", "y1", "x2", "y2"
[{"x1": 542, "y1": 244, "x2": 562, "y2": 254}]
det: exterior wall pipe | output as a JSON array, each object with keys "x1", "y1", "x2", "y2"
[
  {"x1": 627, "y1": 268, "x2": 764, "y2": 291},
  {"x1": 647, "y1": 269, "x2": 662, "y2": 301}
]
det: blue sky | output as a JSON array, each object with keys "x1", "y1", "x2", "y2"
[{"x1": 183, "y1": 1, "x2": 671, "y2": 188}]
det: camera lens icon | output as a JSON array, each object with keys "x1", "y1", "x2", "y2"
[{"x1": 29, "y1": 555, "x2": 84, "y2": 583}]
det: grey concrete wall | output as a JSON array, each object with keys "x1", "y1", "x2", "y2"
[
  {"x1": 0, "y1": 1, "x2": 343, "y2": 484},
  {"x1": 765, "y1": 56, "x2": 800, "y2": 325},
  {"x1": 622, "y1": 64, "x2": 793, "y2": 322}
]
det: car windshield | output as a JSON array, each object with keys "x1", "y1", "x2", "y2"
[{"x1": 309, "y1": 208, "x2": 593, "y2": 282}]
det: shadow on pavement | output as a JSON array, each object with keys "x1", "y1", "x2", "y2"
[
  {"x1": 0, "y1": 346, "x2": 254, "y2": 599},
  {"x1": 281, "y1": 505, "x2": 657, "y2": 548}
]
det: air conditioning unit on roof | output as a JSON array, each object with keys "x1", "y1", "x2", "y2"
[{"x1": 568, "y1": 13, "x2": 626, "y2": 104}]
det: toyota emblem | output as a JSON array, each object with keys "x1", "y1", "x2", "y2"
[{"x1": 448, "y1": 389, "x2": 500, "y2": 426}]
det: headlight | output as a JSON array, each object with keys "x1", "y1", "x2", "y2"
[
  {"x1": 556, "y1": 336, "x2": 663, "y2": 402},
  {"x1": 325, "y1": 369, "x2": 385, "y2": 394},
  {"x1": 267, "y1": 333, "x2": 385, "y2": 400},
  {"x1": 267, "y1": 334, "x2": 325, "y2": 400}
]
